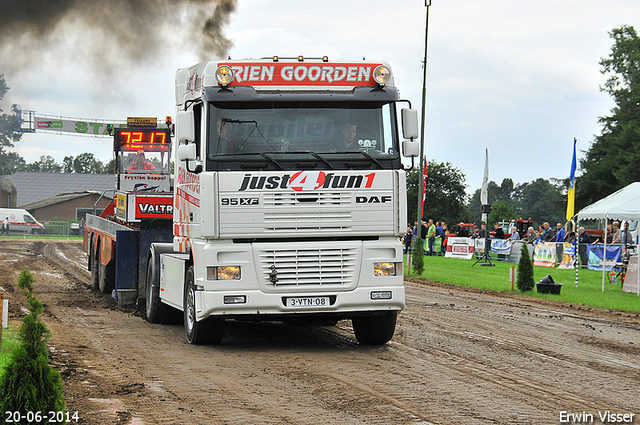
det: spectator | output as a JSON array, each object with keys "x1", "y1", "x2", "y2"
[
  {"x1": 456, "y1": 222, "x2": 469, "y2": 238},
  {"x1": 426, "y1": 219, "x2": 436, "y2": 256},
  {"x1": 612, "y1": 221, "x2": 622, "y2": 245},
  {"x1": 555, "y1": 223, "x2": 566, "y2": 261},
  {"x1": 1, "y1": 217, "x2": 9, "y2": 236},
  {"x1": 403, "y1": 225, "x2": 413, "y2": 254},
  {"x1": 534, "y1": 232, "x2": 543, "y2": 245},
  {"x1": 623, "y1": 221, "x2": 634, "y2": 246},
  {"x1": 555, "y1": 223, "x2": 565, "y2": 242},
  {"x1": 435, "y1": 221, "x2": 445, "y2": 256},
  {"x1": 508, "y1": 226, "x2": 520, "y2": 240},
  {"x1": 578, "y1": 227, "x2": 591, "y2": 268},
  {"x1": 470, "y1": 225, "x2": 480, "y2": 239},
  {"x1": 441, "y1": 222, "x2": 449, "y2": 255},
  {"x1": 420, "y1": 220, "x2": 427, "y2": 240},
  {"x1": 542, "y1": 222, "x2": 555, "y2": 242},
  {"x1": 493, "y1": 223, "x2": 505, "y2": 239},
  {"x1": 526, "y1": 226, "x2": 536, "y2": 244}
]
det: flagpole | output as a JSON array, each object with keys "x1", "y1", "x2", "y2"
[{"x1": 416, "y1": 0, "x2": 431, "y2": 223}]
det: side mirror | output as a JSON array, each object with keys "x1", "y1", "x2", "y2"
[
  {"x1": 402, "y1": 139, "x2": 420, "y2": 158},
  {"x1": 178, "y1": 143, "x2": 197, "y2": 161},
  {"x1": 176, "y1": 110, "x2": 195, "y2": 144},
  {"x1": 401, "y1": 108, "x2": 419, "y2": 140}
]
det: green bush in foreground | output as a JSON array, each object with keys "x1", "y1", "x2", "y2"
[
  {"x1": 0, "y1": 270, "x2": 65, "y2": 420},
  {"x1": 516, "y1": 243, "x2": 535, "y2": 292},
  {"x1": 412, "y1": 237, "x2": 425, "y2": 275}
]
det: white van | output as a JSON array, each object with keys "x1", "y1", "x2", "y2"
[{"x1": 0, "y1": 208, "x2": 46, "y2": 235}]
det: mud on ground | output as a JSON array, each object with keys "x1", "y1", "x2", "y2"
[{"x1": 0, "y1": 239, "x2": 639, "y2": 424}]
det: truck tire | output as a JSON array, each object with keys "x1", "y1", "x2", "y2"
[
  {"x1": 352, "y1": 311, "x2": 397, "y2": 345},
  {"x1": 145, "y1": 253, "x2": 179, "y2": 324},
  {"x1": 98, "y1": 261, "x2": 115, "y2": 294},
  {"x1": 91, "y1": 239, "x2": 100, "y2": 291},
  {"x1": 184, "y1": 266, "x2": 224, "y2": 345}
]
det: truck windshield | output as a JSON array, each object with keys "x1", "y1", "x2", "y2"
[{"x1": 207, "y1": 101, "x2": 398, "y2": 161}]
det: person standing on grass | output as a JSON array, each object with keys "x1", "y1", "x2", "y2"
[{"x1": 426, "y1": 219, "x2": 436, "y2": 256}]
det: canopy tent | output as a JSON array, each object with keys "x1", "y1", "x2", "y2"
[
  {"x1": 576, "y1": 182, "x2": 640, "y2": 295},
  {"x1": 577, "y1": 182, "x2": 640, "y2": 221}
]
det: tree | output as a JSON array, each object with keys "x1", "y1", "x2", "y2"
[
  {"x1": 406, "y1": 160, "x2": 469, "y2": 225},
  {"x1": 577, "y1": 25, "x2": 640, "y2": 208},
  {"x1": 26, "y1": 155, "x2": 62, "y2": 173},
  {"x1": 412, "y1": 237, "x2": 425, "y2": 275},
  {"x1": 71, "y1": 152, "x2": 105, "y2": 173},
  {"x1": 62, "y1": 155, "x2": 74, "y2": 173},
  {"x1": 0, "y1": 75, "x2": 23, "y2": 175},
  {"x1": 0, "y1": 270, "x2": 65, "y2": 415},
  {"x1": 512, "y1": 178, "x2": 565, "y2": 226},
  {"x1": 516, "y1": 243, "x2": 535, "y2": 292},
  {"x1": 487, "y1": 200, "x2": 516, "y2": 225}
]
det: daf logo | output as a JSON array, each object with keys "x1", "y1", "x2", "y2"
[{"x1": 355, "y1": 196, "x2": 392, "y2": 204}]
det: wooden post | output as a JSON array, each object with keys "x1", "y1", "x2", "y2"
[{"x1": 509, "y1": 266, "x2": 516, "y2": 291}]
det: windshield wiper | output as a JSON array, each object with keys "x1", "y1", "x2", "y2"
[
  {"x1": 334, "y1": 150, "x2": 384, "y2": 169},
  {"x1": 260, "y1": 152, "x2": 284, "y2": 170},
  {"x1": 307, "y1": 152, "x2": 334, "y2": 169}
]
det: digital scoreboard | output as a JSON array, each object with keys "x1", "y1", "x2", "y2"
[{"x1": 114, "y1": 128, "x2": 171, "y2": 152}]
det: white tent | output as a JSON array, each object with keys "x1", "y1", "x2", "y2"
[
  {"x1": 578, "y1": 182, "x2": 640, "y2": 221},
  {"x1": 576, "y1": 182, "x2": 640, "y2": 294}
]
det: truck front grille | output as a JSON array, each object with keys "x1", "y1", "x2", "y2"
[{"x1": 259, "y1": 247, "x2": 357, "y2": 287}]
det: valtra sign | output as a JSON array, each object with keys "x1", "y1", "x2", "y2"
[{"x1": 219, "y1": 62, "x2": 384, "y2": 87}]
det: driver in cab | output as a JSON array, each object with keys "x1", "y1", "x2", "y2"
[
  {"x1": 337, "y1": 122, "x2": 359, "y2": 151},
  {"x1": 129, "y1": 149, "x2": 158, "y2": 172}
]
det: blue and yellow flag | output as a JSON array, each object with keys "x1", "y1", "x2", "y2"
[{"x1": 566, "y1": 138, "x2": 577, "y2": 221}]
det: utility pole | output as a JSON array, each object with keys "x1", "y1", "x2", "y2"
[{"x1": 416, "y1": 1, "x2": 431, "y2": 224}]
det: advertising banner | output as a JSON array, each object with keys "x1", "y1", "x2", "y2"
[
  {"x1": 35, "y1": 116, "x2": 127, "y2": 136},
  {"x1": 490, "y1": 239, "x2": 513, "y2": 256},
  {"x1": 557, "y1": 243, "x2": 576, "y2": 269},
  {"x1": 533, "y1": 242, "x2": 557, "y2": 267},
  {"x1": 445, "y1": 237, "x2": 474, "y2": 260},
  {"x1": 622, "y1": 255, "x2": 639, "y2": 294},
  {"x1": 587, "y1": 245, "x2": 622, "y2": 271}
]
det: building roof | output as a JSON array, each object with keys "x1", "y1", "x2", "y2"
[
  {"x1": 20, "y1": 191, "x2": 109, "y2": 211},
  {"x1": 0, "y1": 172, "x2": 115, "y2": 207}
]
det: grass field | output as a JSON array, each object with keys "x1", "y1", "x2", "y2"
[
  {"x1": 0, "y1": 326, "x2": 19, "y2": 370},
  {"x1": 405, "y1": 254, "x2": 640, "y2": 313}
]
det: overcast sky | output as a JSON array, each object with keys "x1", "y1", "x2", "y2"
[{"x1": 2, "y1": 0, "x2": 639, "y2": 194}]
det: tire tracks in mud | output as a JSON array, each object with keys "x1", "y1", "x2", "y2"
[{"x1": 2, "y1": 239, "x2": 639, "y2": 424}]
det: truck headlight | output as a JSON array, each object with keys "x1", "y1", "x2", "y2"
[
  {"x1": 207, "y1": 266, "x2": 241, "y2": 280},
  {"x1": 373, "y1": 65, "x2": 390, "y2": 86},
  {"x1": 216, "y1": 65, "x2": 234, "y2": 86},
  {"x1": 374, "y1": 262, "x2": 400, "y2": 276}
]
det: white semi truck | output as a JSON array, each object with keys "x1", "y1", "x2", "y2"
[{"x1": 145, "y1": 57, "x2": 419, "y2": 345}]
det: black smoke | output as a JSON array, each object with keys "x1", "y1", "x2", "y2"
[{"x1": 0, "y1": 0, "x2": 237, "y2": 74}]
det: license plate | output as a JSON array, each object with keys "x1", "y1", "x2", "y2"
[{"x1": 286, "y1": 297, "x2": 330, "y2": 308}]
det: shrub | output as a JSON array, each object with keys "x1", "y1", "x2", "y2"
[
  {"x1": 412, "y1": 237, "x2": 425, "y2": 275},
  {"x1": 0, "y1": 270, "x2": 65, "y2": 418},
  {"x1": 516, "y1": 243, "x2": 535, "y2": 292}
]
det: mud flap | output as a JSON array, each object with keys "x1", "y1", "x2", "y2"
[{"x1": 115, "y1": 230, "x2": 139, "y2": 307}]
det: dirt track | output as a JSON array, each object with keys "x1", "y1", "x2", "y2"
[{"x1": 0, "y1": 239, "x2": 639, "y2": 424}]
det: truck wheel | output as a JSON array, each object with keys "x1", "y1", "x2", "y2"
[
  {"x1": 98, "y1": 261, "x2": 115, "y2": 294},
  {"x1": 352, "y1": 311, "x2": 397, "y2": 345},
  {"x1": 145, "y1": 255, "x2": 177, "y2": 324},
  {"x1": 184, "y1": 266, "x2": 223, "y2": 345},
  {"x1": 91, "y1": 239, "x2": 100, "y2": 291}
]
